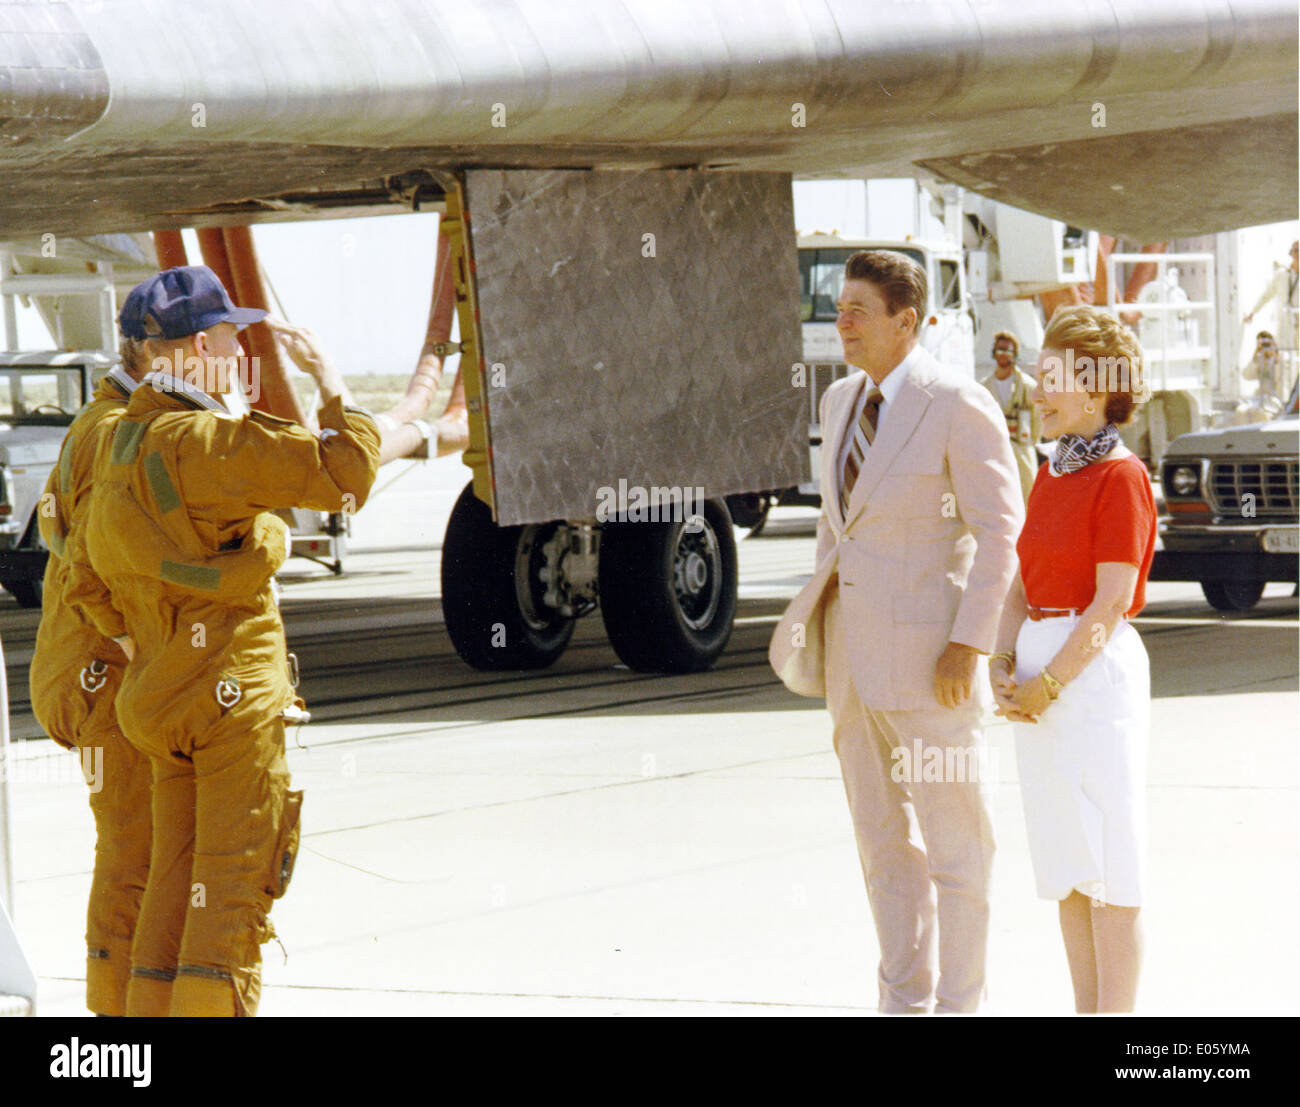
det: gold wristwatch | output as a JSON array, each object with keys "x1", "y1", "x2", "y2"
[{"x1": 1038, "y1": 668, "x2": 1064, "y2": 700}]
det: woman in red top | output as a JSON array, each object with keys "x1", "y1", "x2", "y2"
[{"x1": 989, "y1": 305, "x2": 1156, "y2": 1013}]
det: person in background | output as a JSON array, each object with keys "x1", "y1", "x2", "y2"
[
  {"x1": 1244, "y1": 240, "x2": 1299, "y2": 353},
  {"x1": 989, "y1": 304, "x2": 1155, "y2": 1013},
  {"x1": 979, "y1": 331, "x2": 1041, "y2": 503},
  {"x1": 1242, "y1": 330, "x2": 1289, "y2": 413}
]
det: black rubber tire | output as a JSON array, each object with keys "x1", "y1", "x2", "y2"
[
  {"x1": 1200, "y1": 579, "x2": 1266, "y2": 613},
  {"x1": 440, "y1": 482, "x2": 575, "y2": 670},
  {"x1": 724, "y1": 492, "x2": 772, "y2": 537},
  {"x1": 599, "y1": 497, "x2": 737, "y2": 673},
  {"x1": 1, "y1": 578, "x2": 42, "y2": 608}
]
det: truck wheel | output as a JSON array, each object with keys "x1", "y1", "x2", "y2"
[
  {"x1": 1201, "y1": 579, "x2": 1266, "y2": 612},
  {"x1": 599, "y1": 497, "x2": 737, "y2": 672},
  {"x1": 1, "y1": 579, "x2": 42, "y2": 608},
  {"x1": 441, "y1": 482, "x2": 574, "y2": 670}
]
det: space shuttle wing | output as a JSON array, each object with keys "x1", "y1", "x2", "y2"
[{"x1": 0, "y1": 0, "x2": 1294, "y2": 240}]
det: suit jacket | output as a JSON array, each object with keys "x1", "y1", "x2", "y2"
[{"x1": 770, "y1": 347, "x2": 1023, "y2": 709}]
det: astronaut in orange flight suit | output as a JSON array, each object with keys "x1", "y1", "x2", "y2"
[
  {"x1": 29, "y1": 340, "x2": 146, "y2": 1016},
  {"x1": 68, "y1": 266, "x2": 380, "y2": 1016}
]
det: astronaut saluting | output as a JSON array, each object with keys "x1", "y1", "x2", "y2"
[{"x1": 69, "y1": 266, "x2": 381, "y2": 1017}]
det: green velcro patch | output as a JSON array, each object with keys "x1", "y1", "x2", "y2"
[
  {"x1": 111, "y1": 420, "x2": 146, "y2": 466},
  {"x1": 58, "y1": 436, "x2": 75, "y2": 495},
  {"x1": 143, "y1": 451, "x2": 181, "y2": 514},
  {"x1": 159, "y1": 560, "x2": 220, "y2": 591}
]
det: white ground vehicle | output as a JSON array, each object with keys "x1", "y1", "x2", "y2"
[{"x1": 0, "y1": 352, "x2": 114, "y2": 607}]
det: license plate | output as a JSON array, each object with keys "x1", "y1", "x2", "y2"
[{"x1": 1263, "y1": 528, "x2": 1299, "y2": 553}]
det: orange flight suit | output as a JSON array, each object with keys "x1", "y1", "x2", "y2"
[
  {"x1": 71, "y1": 380, "x2": 379, "y2": 1017},
  {"x1": 29, "y1": 371, "x2": 148, "y2": 1016}
]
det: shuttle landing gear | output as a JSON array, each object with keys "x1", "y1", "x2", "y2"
[{"x1": 440, "y1": 482, "x2": 738, "y2": 673}]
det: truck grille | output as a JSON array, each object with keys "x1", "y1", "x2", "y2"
[
  {"x1": 1209, "y1": 459, "x2": 1298, "y2": 518},
  {"x1": 808, "y1": 362, "x2": 854, "y2": 428}
]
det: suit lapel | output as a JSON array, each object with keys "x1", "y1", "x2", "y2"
[{"x1": 844, "y1": 359, "x2": 935, "y2": 525}]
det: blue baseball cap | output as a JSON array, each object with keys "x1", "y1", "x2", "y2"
[
  {"x1": 117, "y1": 281, "x2": 153, "y2": 340},
  {"x1": 119, "y1": 265, "x2": 267, "y2": 340}
]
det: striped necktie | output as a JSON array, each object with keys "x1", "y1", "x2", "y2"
[{"x1": 840, "y1": 387, "x2": 883, "y2": 517}]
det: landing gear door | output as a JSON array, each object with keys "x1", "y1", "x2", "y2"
[{"x1": 460, "y1": 169, "x2": 807, "y2": 527}]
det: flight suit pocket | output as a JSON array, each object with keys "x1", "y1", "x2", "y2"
[{"x1": 267, "y1": 789, "x2": 304, "y2": 899}]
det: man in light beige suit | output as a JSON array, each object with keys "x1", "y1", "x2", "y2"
[{"x1": 770, "y1": 251, "x2": 1022, "y2": 1013}]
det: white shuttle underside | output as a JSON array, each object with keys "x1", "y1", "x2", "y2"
[{"x1": 0, "y1": 0, "x2": 1294, "y2": 241}]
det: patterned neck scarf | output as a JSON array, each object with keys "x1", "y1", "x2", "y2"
[{"x1": 1050, "y1": 422, "x2": 1120, "y2": 475}]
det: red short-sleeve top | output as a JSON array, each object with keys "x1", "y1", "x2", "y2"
[{"x1": 1017, "y1": 453, "x2": 1158, "y2": 618}]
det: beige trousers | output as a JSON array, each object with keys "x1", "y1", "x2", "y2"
[{"x1": 825, "y1": 593, "x2": 996, "y2": 1013}]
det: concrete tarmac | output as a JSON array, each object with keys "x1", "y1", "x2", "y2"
[{"x1": 3, "y1": 456, "x2": 1296, "y2": 1017}]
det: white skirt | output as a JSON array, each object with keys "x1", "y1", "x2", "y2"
[{"x1": 1013, "y1": 616, "x2": 1150, "y2": 907}]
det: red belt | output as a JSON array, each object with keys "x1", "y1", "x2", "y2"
[{"x1": 1026, "y1": 606, "x2": 1078, "y2": 620}]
